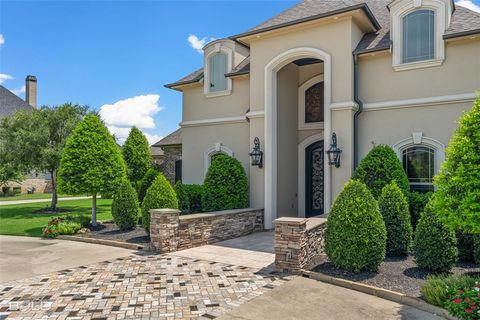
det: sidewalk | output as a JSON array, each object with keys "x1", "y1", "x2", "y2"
[{"x1": 0, "y1": 196, "x2": 90, "y2": 206}]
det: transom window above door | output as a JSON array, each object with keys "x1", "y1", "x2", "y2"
[
  {"x1": 298, "y1": 74, "x2": 324, "y2": 130},
  {"x1": 402, "y1": 145, "x2": 435, "y2": 192}
]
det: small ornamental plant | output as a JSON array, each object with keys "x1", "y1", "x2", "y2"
[
  {"x1": 111, "y1": 179, "x2": 140, "y2": 230},
  {"x1": 445, "y1": 284, "x2": 480, "y2": 320}
]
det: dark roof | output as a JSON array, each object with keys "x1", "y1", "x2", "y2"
[
  {"x1": 165, "y1": 68, "x2": 204, "y2": 89},
  {"x1": 0, "y1": 85, "x2": 34, "y2": 117},
  {"x1": 226, "y1": 56, "x2": 251, "y2": 77},
  {"x1": 152, "y1": 128, "x2": 182, "y2": 147},
  {"x1": 167, "y1": 0, "x2": 480, "y2": 87}
]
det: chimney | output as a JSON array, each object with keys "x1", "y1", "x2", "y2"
[{"x1": 25, "y1": 75, "x2": 37, "y2": 108}]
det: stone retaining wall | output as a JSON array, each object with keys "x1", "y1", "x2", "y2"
[
  {"x1": 274, "y1": 217, "x2": 327, "y2": 273},
  {"x1": 150, "y1": 208, "x2": 264, "y2": 253}
]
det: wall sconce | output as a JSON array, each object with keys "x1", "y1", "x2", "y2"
[
  {"x1": 326, "y1": 132, "x2": 342, "y2": 168},
  {"x1": 249, "y1": 137, "x2": 263, "y2": 168}
]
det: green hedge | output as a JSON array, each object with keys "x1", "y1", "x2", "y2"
[
  {"x1": 325, "y1": 180, "x2": 386, "y2": 272},
  {"x1": 407, "y1": 191, "x2": 432, "y2": 231},
  {"x1": 202, "y1": 154, "x2": 248, "y2": 212},
  {"x1": 111, "y1": 179, "x2": 140, "y2": 230},
  {"x1": 456, "y1": 230, "x2": 475, "y2": 262},
  {"x1": 184, "y1": 184, "x2": 203, "y2": 213},
  {"x1": 378, "y1": 181, "x2": 412, "y2": 256},
  {"x1": 138, "y1": 168, "x2": 159, "y2": 203},
  {"x1": 174, "y1": 181, "x2": 190, "y2": 214},
  {"x1": 353, "y1": 145, "x2": 409, "y2": 199},
  {"x1": 141, "y1": 174, "x2": 178, "y2": 232}
]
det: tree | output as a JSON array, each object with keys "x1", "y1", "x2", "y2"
[
  {"x1": 122, "y1": 127, "x2": 151, "y2": 189},
  {"x1": 0, "y1": 104, "x2": 87, "y2": 209},
  {"x1": 432, "y1": 97, "x2": 480, "y2": 234},
  {"x1": 353, "y1": 145, "x2": 409, "y2": 199},
  {"x1": 58, "y1": 113, "x2": 126, "y2": 226},
  {"x1": 138, "y1": 167, "x2": 159, "y2": 203},
  {"x1": 112, "y1": 179, "x2": 140, "y2": 230}
]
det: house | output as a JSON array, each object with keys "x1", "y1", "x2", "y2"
[
  {"x1": 152, "y1": 128, "x2": 182, "y2": 185},
  {"x1": 165, "y1": 0, "x2": 480, "y2": 229},
  {"x1": 0, "y1": 76, "x2": 52, "y2": 194}
]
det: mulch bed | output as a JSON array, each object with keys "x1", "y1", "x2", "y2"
[
  {"x1": 76, "y1": 221, "x2": 150, "y2": 244},
  {"x1": 313, "y1": 255, "x2": 480, "y2": 297}
]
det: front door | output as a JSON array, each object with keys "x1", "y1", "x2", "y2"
[{"x1": 305, "y1": 140, "x2": 324, "y2": 217}]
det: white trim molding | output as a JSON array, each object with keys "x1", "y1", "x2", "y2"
[
  {"x1": 298, "y1": 74, "x2": 325, "y2": 130},
  {"x1": 264, "y1": 46, "x2": 332, "y2": 230},
  {"x1": 298, "y1": 134, "x2": 324, "y2": 218},
  {"x1": 330, "y1": 101, "x2": 359, "y2": 111},
  {"x1": 245, "y1": 110, "x2": 265, "y2": 119},
  {"x1": 204, "y1": 143, "x2": 235, "y2": 176},
  {"x1": 180, "y1": 116, "x2": 247, "y2": 128},
  {"x1": 203, "y1": 40, "x2": 234, "y2": 98},
  {"x1": 363, "y1": 93, "x2": 477, "y2": 111}
]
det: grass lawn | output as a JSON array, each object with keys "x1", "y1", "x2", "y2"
[
  {"x1": 0, "y1": 199, "x2": 113, "y2": 237},
  {"x1": 0, "y1": 193, "x2": 77, "y2": 202}
]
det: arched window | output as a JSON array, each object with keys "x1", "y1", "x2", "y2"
[
  {"x1": 401, "y1": 145, "x2": 435, "y2": 192},
  {"x1": 204, "y1": 143, "x2": 234, "y2": 176},
  {"x1": 305, "y1": 82, "x2": 324, "y2": 123},
  {"x1": 208, "y1": 53, "x2": 228, "y2": 92},
  {"x1": 402, "y1": 10, "x2": 435, "y2": 63}
]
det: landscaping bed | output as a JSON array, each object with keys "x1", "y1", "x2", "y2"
[
  {"x1": 313, "y1": 255, "x2": 480, "y2": 297},
  {"x1": 76, "y1": 221, "x2": 149, "y2": 244}
]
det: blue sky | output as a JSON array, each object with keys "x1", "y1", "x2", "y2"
[{"x1": 1, "y1": 0, "x2": 479, "y2": 144}]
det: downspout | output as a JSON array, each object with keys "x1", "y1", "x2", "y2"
[{"x1": 353, "y1": 53, "x2": 363, "y2": 169}]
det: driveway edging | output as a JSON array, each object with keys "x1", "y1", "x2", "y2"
[
  {"x1": 57, "y1": 235, "x2": 146, "y2": 251},
  {"x1": 300, "y1": 269, "x2": 456, "y2": 320}
]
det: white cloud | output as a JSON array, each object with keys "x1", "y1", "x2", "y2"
[
  {"x1": 187, "y1": 34, "x2": 216, "y2": 53},
  {"x1": 100, "y1": 94, "x2": 164, "y2": 145},
  {"x1": 0, "y1": 73, "x2": 13, "y2": 84},
  {"x1": 0, "y1": 34, "x2": 4, "y2": 46},
  {"x1": 456, "y1": 0, "x2": 480, "y2": 12},
  {"x1": 11, "y1": 85, "x2": 25, "y2": 96}
]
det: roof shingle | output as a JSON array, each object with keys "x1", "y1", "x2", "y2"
[
  {"x1": 152, "y1": 128, "x2": 182, "y2": 147},
  {"x1": 0, "y1": 85, "x2": 34, "y2": 117}
]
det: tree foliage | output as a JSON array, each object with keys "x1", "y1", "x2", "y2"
[
  {"x1": 138, "y1": 167, "x2": 159, "y2": 203},
  {"x1": 432, "y1": 97, "x2": 480, "y2": 234},
  {"x1": 58, "y1": 113, "x2": 126, "y2": 225},
  {"x1": 121, "y1": 127, "x2": 152, "y2": 188},
  {"x1": 112, "y1": 179, "x2": 140, "y2": 230},
  {"x1": 174, "y1": 181, "x2": 190, "y2": 214}
]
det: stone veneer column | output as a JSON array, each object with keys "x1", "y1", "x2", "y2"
[
  {"x1": 274, "y1": 217, "x2": 307, "y2": 273},
  {"x1": 149, "y1": 209, "x2": 180, "y2": 253}
]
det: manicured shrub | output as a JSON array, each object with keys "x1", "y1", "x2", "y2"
[
  {"x1": 474, "y1": 235, "x2": 480, "y2": 265},
  {"x1": 413, "y1": 203, "x2": 458, "y2": 272},
  {"x1": 432, "y1": 97, "x2": 480, "y2": 234},
  {"x1": 184, "y1": 184, "x2": 203, "y2": 213},
  {"x1": 174, "y1": 181, "x2": 190, "y2": 214},
  {"x1": 138, "y1": 168, "x2": 159, "y2": 203},
  {"x1": 445, "y1": 282, "x2": 480, "y2": 320},
  {"x1": 407, "y1": 191, "x2": 432, "y2": 231},
  {"x1": 141, "y1": 174, "x2": 178, "y2": 232},
  {"x1": 421, "y1": 274, "x2": 477, "y2": 308},
  {"x1": 112, "y1": 179, "x2": 140, "y2": 230},
  {"x1": 457, "y1": 230, "x2": 475, "y2": 262},
  {"x1": 325, "y1": 180, "x2": 387, "y2": 272},
  {"x1": 122, "y1": 127, "x2": 152, "y2": 189},
  {"x1": 378, "y1": 181, "x2": 412, "y2": 256},
  {"x1": 202, "y1": 154, "x2": 248, "y2": 212},
  {"x1": 353, "y1": 145, "x2": 409, "y2": 199}
]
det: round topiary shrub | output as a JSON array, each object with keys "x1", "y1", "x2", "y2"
[
  {"x1": 138, "y1": 168, "x2": 159, "y2": 203},
  {"x1": 353, "y1": 145, "x2": 409, "y2": 199},
  {"x1": 141, "y1": 174, "x2": 178, "y2": 232},
  {"x1": 378, "y1": 181, "x2": 412, "y2": 256},
  {"x1": 174, "y1": 181, "x2": 190, "y2": 214},
  {"x1": 111, "y1": 179, "x2": 140, "y2": 230},
  {"x1": 407, "y1": 191, "x2": 432, "y2": 231},
  {"x1": 325, "y1": 180, "x2": 387, "y2": 272},
  {"x1": 202, "y1": 154, "x2": 248, "y2": 212},
  {"x1": 413, "y1": 203, "x2": 458, "y2": 272}
]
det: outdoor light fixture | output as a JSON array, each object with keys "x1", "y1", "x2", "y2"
[
  {"x1": 327, "y1": 132, "x2": 342, "y2": 168},
  {"x1": 249, "y1": 137, "x2": 263, "y2": 168}
]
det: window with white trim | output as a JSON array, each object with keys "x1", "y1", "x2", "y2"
[
  {"x1": 203, "y1": 143, "x2": 234, "y2": 176},
  {"x1": 402, "y1": 10, "x2": 435, "y2": 63},
  {"x1": 208, "y1": 53, "x2": 228, "y2": 92},
  {"x1": 203, "y1": 41, "x2": 234, "y2": 97},
  {"x1": 401, "y1": 145, "x2": 435, "y2": 192}
]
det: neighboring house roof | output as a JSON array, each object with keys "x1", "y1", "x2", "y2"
[
  {"x1": 150, "y1": 146, "x2": 165, "y2": 157},
  {"x1": 152, "y1": 128, "x2": 182, "y2": 147},
  {"x1": 0, "y1": 85, "x2": 34, "y2": 117},
  {"x1": 166, "y1": 0, "x2": 480, "y2": 87}
]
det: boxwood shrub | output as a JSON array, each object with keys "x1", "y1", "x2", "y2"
[
  {"x1": 407, "y1": 191, "x2": 432, "y2": 231},
  {"x1": 184, "y1": 184, "x2": 203, "y2": 213},
  {"x1": 174, "y1": 181, "x2": 190, "y2": 214},
  {"x1": 138, "y1": 167, "x2": 159, "y2": 203},
  {"x1": 141, "y1": 174, "x2": 178, "y2": 232},
  {"x1": 413, "y1": 203, "x2": 458, "y2": 272},
  {"x1": 378, "y1": 181, "x2": 412, "y2": 256},
  {"x1": 353, "y1": 145, "x2": 409, "y2": 199},
  {"x1": 202, "y1": 154, "x2": 248, "y2": 212},
  {"x1": 325, "y1": 180, "x2": 386, "y2": 272},
  {"x1": 111, "y1": 179, "x2": 140, "y2": 230}
]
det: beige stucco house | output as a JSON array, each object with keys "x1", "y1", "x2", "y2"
[{"x1": 165, "y1": 0, "x2": 480, "y2": 229}]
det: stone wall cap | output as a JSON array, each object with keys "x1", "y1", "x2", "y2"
[
  {"x1": 274, "y1": 217, "x2": 308, "y2": 225},
  {"x1": 306, "y1": 217, "x2": 327, "y2": 230},
  {"x1": 150, "y1": 208, "x2": 181, "y2": 214},
  {"x1": 179, "y1": 208, "x2": 263, "y2": 221}
]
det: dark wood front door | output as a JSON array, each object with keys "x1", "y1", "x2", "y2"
[{"x1": 305, "y1": 141, "x2": 324, "y2": 217}]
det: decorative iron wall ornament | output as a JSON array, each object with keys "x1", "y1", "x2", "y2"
[
  {"x1": 326, "y1": 132, "x2": 342, "y2": 168},
  {"x1": 249, "y1": 137, "x2": 263, "y2": 168}
]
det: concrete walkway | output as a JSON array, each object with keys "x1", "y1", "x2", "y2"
[
  {"x1": 219, "y1": 276, "x2": 446, "y2": 320},
  {"x1": 0, "y1": 235, "x2": 135, "y2": 282},
  {"x1": 0, "y1": 196, "x2": 90, "y2": 206}
]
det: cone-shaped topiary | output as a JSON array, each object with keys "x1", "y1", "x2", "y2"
[
  {"x1": 353, "y1": 145, "x2": 409, "y2": 199},
  {"x1": 432, "y1": 97, "x2": 480, "y2": 234},
  {"x1": 407, "y1": 191, "x2": 432, "y2": 231},
  {"x1": 138, "y1": 168, "x2": 159, "y2": 203},
  {"x1": 141, "y1": 174, "x2": 178, "y2": 232},
  {"x1": 378, "y1": 181, "x2": 412, "y2": 256},
  {"x1": 111, "y1": 179, "x2": 140, "y2": 230},
  {"x1": 202, "y1": 154, "x2": 248, "y2": 212},
  {"x1": 184, "y1": 184, "x2": 203, "y2": 213},
  {"x1": 174, "y1": 181, "x2": 190, "y2": 214},
  {"x1": 325, "y1": 180, "x2": 387, "y2": 272},
  {"x1": 122, "y1": 127, "x2": 152, "y2": 189},
  {"x1": 413, "y1": 203, "x2": 458, "y2": 272}
]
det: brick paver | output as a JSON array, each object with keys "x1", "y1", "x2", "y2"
[{"x1": 0, "y1": 254, "x2": 291, "y2": 319}]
